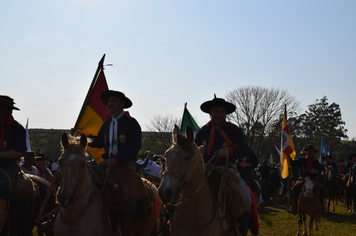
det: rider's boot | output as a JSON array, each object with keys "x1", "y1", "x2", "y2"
[{"x1": 0, "y1": 199, "x2": 8, "y2": 232}]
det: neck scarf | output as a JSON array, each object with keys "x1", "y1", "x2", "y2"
[
  {"x1": 0, "y1": 115, "x2": 14, "y2": 151},
  {"x1": 206, "y1": 121, "x2": 239, "y2": 155},
  {"x1": 305, "y1": 155, "x2": 316, "y2": 171},
  {"x1": 109, "y1": 111, "x2": 130, "y2": 156}
]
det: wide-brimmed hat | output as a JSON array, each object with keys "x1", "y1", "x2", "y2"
[
  {"x1": 0, "y1": 95, "x2": 19, "y2": 110},
  {"x1": 100, "y1": 90, "x2": 132, "y2": 108},
  {"x1": 322, "y1": 154, "x2": 333, "y2": 160},
  {"x1": 35, "y1": 153, "x2": 47, "y2": 160},
  {"x1": 348, "y1": 153, "x2": 356, "y2": 161},
  {"x1": 23, "y1": 151, "x2": 36, "y2": 160},
  {"x1": 303, "y1": 145, "x2": 318, "y2": 153},
  {"x1": 200, "y1": 94, "x2": 236, "y2": 114}
]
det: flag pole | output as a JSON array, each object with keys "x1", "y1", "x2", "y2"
[
  {"x1": 73, "y1": 54, "x2": 106, "y2": 132},
  {"x1": 180, "y1": 102, "x2": 187, "y2": 131}
]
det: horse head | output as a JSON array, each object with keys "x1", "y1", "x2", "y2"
[
  {"x1": 302, "y1": 171, "x2": 317, "y2": 198},
  {"x1": 56, "y1": 133, "x2": 89, "y2": 207},
  {"x1": 158, "y1": 125, "x2": 203, "y2": 207}
]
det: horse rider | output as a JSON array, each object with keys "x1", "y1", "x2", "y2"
[
  {"x1": 0, "y1": 96, "x2": 27, "y2": 231},
  {"x1": 322, "y1": 154, "x2": 337, "y2": 175},
  {"x1": 88, "y1": 90, "x2": 145, "y2": 234},
  {"x1": 194, "y1": 94, "x2": 258, "y2": 236},
  {"x1": 343, "y1": 153, "x2": 356, "y2": 175},
  {"x1": 288, "y1": 145, "x2": 327, "y2": 215}
]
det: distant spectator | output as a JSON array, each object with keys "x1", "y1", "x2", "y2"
[
  {"x1": 20, "y1": 151, "x2": 38, "y2": 175},
  {"x1": 36, "y1": 154, "x2": 54, "y2": 183},
  {"x1": 52, "y1": 158, "x2": 59, "y2": 174}
]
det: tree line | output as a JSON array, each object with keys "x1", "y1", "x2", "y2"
[
  {"x1": 147, "y1": 86, "x2": 355, "y2": 163},
  {"x1": 28, "y1": 86, "x2": 355, "y2": 163}
]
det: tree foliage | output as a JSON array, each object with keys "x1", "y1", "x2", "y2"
[
  {"x1": 225, "y1": 86, "x2": 301, "y2": 159},
  {"x1": 299, "y1": 96, "x2": 348, "y2": 159}
]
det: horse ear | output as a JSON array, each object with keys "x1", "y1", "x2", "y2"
[
  {"x1": 61, "y1": 133, "x2": 69, "y2": 149},
  {"x1": 80, "y1": 134, "x2": 87, "y2": 148},
  {"x1": 172, "y1": 125, "x2": 180, "y2": 144},
  {"x1": 186, "y1": 125, "x2": 194, "y2": 142}
]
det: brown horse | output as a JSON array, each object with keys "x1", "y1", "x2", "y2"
[
  {"x1": 54, "y1": 133, "x2": 161, "y2": 236},
  {"x1": 0, "y1": 172, "x2": 58, "y2": 236},
  {"x1": 297, "y1": 172, "x2": 321, "y2": 236},
  {"x1": 320, "y1": 167, "x2": 338, "y2": 212},
  {"x1": 158, "y1": 126, "x2": 253, "y2": 236}
]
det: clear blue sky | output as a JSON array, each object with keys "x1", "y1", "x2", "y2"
[{"x1": 1, "y1": 1, "x2": 355, "y2": 140}]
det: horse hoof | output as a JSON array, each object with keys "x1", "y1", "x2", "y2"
[{"x1": 349, "y1": 210, "x2": 352, "y2": 214}]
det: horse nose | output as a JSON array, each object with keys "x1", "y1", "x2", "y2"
[
  {"x1": 57, "y1": 191, "x2": 73, "y2": 207},
  {"x1": 305, "y1": 190, "x2": 313, "y2": 198},
  {"x1": 158, "y1": 186, "x2": 174, "y2": 204}
]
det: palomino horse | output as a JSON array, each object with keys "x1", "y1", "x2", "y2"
[
  {"x1": 297, "y1": 172, "x2": 321, "y2": 236},
  {"x1": 159, "y1": 126, "x2": 253, "y2": 236},
  {"x1": 0, "y1": 172, "x2": 58, "y2": 236},
  {"x1": 54, "y1": 133, "x2": 161, "y2": 236},
  {"x1": 320, "y1": 167, "x2": 338, "y2": 212}
]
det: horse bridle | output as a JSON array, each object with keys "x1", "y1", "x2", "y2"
[
  {"x1": 58, "y1": 152, "x2": 92, "y2": 198},
  {"x1": 163, "y1": 149, "x2": 217, "y2": 207}
]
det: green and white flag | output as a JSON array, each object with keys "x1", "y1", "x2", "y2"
[{"x1": 180, "y1": 103, "x2": 199, "y2": 134}]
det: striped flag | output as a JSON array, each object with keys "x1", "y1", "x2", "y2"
[
  {"x1": 74, "y1": 54, "x2": 110, "y2": 164},
  {"x1": 280, "y1": 107, "x2": 296, "y2": 179},
  {"x1": 319, "y1": 133, "x2": 328, "y2": 162}
]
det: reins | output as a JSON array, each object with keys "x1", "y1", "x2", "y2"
[{"x1": 165, "y1": 153, "x2": 219, "y2": 208}]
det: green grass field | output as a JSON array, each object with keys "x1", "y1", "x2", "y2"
[{"x1": 253, "y1": 198, "x2": 356, "y2": 236}]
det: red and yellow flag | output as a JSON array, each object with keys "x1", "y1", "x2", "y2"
[
  {"x1": 74, "y1": 54, "x2": 110, "y2": 164},
  {"x1": 280, "y1": 109, "x2": 296, "y2": 179}
]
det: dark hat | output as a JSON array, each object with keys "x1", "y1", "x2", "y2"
[
  {"x1": 348, "y1": 153, "x2": 356, "y2": 161},
  {"x1": 100, "y1": 90, "x2": 132, "y2": 108},
  {"x1": 303, "y1": 145, "x2": 318, "y2": 153},
  {"x1": 35, "y1": 153, "x2": 47, "y2": 160},
  {"x1": 23, "y1": 151, "x2": 36, "y2": 159},
  {"x1": 322, "y1": 154, "x2": 333, "y2": 160},
  {"x1": 0, "y1": 95, "x2": 19, "y2": 110},
  {"x1": 200, "y1": 94, "x2": 236, "y2": 114}
]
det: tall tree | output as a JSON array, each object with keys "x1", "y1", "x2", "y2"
[
  {"x1": 225, "y1": 86, "x2": 301, "y2": 159},
  {"x1": 301, "y1": 96, "x2": 348, "y2": 158}
]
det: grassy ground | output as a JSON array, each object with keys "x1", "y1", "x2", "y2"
[{"x1": 252, "y1": 196, "x2": 356, "y2": 236}]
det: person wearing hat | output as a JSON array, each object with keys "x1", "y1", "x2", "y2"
[
  {"x1": 194, "y1": 95, "x2": 257, "y2": 236},
  {"x1": 322, "y1": 154, "x2": 337, "y2": 174},
  {"x1": 0, "y1": 95, "x2": 27, "y2": 229},
  {"x1": 88, "y1": 90, "x2": 141, "y2": 166},
  {"x1": 35, "y1": 153, "x2": 54, "y2": 183},
  {"x1": 20, "y1": 151, "x2": 39, "y2": 175},
  {"x1": 195, "y1": 94, "x2": 250, "y2": 166},
  {"x1": 288, "y1": 145, "x2": 326, "y2": 215},
  {"x1": 88, "y1": 90, "x2": 144, "y2": 233},
  {"x1": 343, "y1": 153, "x2": 356, "y2": 175}
]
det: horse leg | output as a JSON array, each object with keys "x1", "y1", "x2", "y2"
[
  {"x1": 302, "y1": 214, "x2": 307, "y2": 236},
  {"x1": 297, "y1": 215, "x2": 302, "y2": 236},
  {"x1": 309, "y1": 216, "x2": 314, "y2": 236}
]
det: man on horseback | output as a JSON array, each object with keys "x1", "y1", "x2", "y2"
[
  {"x1": 88, "y1": 90, "x2": 149, "y2": 234},
  {"x1": 288, "y1": 145, "x2": 327, "y2": 215},
  {"x1": 344, "y1": 153, "x2": 356, "y2": 175},
  {"x1": 0, "y1": 95, "x2": 27, "y2": 231},
  {"x1": 194, "y1": 94, "x2": 258, "y2": 236}
]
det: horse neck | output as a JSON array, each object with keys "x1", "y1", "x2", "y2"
[
  {"x1": 175, "y1": 161, "x2": 216, "y2": 228},
  {"x1": 61, "y1": 164, "x2": 94, "y2": 218}
]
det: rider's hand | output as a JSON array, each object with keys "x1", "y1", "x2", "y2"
[
  {"x1": 198, "y1": 145, "x2": 206, "y2": 156},
  {"x1": 214, "y1": 148, "x2": 227, "y2": 159}
]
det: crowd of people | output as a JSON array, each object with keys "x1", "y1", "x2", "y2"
[{"x1": 1, "y1": 90, "x2": 356, "y2": 235}]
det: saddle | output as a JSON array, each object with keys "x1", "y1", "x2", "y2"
[
  {"x1": 12, "y1": 171, "x2": 38, "y2": 203},
  {"x1": 95, "y1": 163, "x2": 153, "y2": 219}
]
